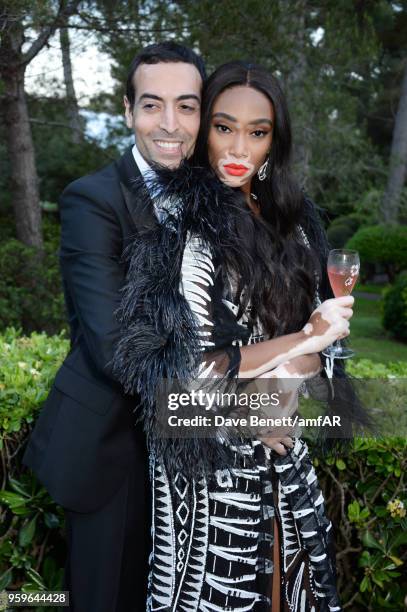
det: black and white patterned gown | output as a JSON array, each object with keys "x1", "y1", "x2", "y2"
[{"x1": 146, "y1": 234, "x2": 342, "y2": 612}]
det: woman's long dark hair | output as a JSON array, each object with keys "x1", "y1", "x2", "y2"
[
  {"x1": 193, "y1": 61, "x2": 321, "y2": 338},
  {"x1": 193, "y1": 61, "x2": 374, "y2": 449}
]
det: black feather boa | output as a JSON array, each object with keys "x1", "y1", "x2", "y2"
[{"x1": 110, "y1": 162, "x2": 255, "y2": 479}]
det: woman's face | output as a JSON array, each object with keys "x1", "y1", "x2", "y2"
[{"x1": 208, "y1": 85, "x2": 274, "y2": 191}]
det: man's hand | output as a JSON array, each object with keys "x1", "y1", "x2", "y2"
[{"x1": 258, "y1": 432, "x2": 294, "y2": 456}]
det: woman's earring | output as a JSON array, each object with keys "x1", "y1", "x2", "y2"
[{"x1": 257, "y1": 158, "x2": 269, "y2": 181}]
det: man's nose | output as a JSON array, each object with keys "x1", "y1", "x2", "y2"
[
  {"x1": 230, "y1": 133, "x2": 249, "y2": 158},
  {"x1": 159, "y1": 106, "x2": 179, "y2": 134}
]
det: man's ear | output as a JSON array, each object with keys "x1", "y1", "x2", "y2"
[{"x1": 124, "y1": 95, "x2": 133, "y2": 129}]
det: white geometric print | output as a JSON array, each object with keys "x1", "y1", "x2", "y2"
[{"x1": 147, "y1": 231, "x2": 342, "y2": 612}]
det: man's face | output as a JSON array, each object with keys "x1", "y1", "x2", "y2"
[{"x1": 124, "y1": 62, "x2": 202, "y2": 168}]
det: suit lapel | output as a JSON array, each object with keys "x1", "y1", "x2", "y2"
[{"x1": 116, "y1": 146, "x2": 158, "y2": 233}]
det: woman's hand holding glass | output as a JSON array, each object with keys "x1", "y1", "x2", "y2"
[{"x1": 322, "y1": 249, "x2": 360, "y2": 359}]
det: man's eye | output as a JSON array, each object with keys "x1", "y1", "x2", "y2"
[
  {"x1": 214, "y1": 124, "x2": 231, "y2": 133},
  {"x1": 143, "y1": 103, "x2": 158, "y2": 110},
  {"x1": 179, "y1": 104, "x2": 197, "y2": 112}
]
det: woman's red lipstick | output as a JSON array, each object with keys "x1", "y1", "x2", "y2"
[{"x1": 223, "y1": 163, "x2": 250, "y2": 177}]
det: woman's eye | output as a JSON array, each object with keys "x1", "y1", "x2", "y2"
[
  {"x1": 214, "y1": 124, "x2": 231, "y2": 134},
  {"x1": 252, "y1": 130, "x2": 267, "y2": 138}
]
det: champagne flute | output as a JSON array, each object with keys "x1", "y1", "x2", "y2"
[{"x1": 322, "y1": 249, "x2": 360, "y2": 360}]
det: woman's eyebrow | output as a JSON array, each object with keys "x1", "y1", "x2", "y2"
[
  {"x1": 212, "y1": 112, "x2": 237, "y2": 122},
  {"x1": 249, "y1": 118, "x2": 273, "y2": 126},
  {"x1": 212, "y1": 112, "x2": 272, "y2": 126}
]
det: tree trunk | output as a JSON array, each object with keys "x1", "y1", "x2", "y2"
[
  {"x1": 381, "y1": 59, "x2": 407, "y2": 223},
  {"x1": 60, "y1": 24, "x2": 83, "y2": 144},
  {"x1": 285, "y1": 0, "x2": 310, "y2": 186},
  {"x1": 2, "y1": 66, "x2": 43, "y2": 249},
  {"x1": 0, "y1": 1, "x2": 81, "y2": 248}
]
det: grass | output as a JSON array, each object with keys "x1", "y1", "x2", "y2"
[
  {"x1": 354, "y1": 282, "x2": 388, "y2": 295},
  {"x1": 350, "y1": 296, "x2": 407, "y2": 363}
]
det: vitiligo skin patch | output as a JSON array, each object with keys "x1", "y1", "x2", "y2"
[{"x1": 238, "y1": 297, "x2": 352, "y2": 379}]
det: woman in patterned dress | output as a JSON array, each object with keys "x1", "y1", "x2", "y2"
[{"x1": 112, "y1": 61, "x2": 370, "y2": 611}]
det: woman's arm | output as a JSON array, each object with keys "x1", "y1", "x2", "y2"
[
  {"x1": 256, "y1": 352, "x2": 322, "y2": 380},
  {"x1": 238, "y1": 296, "x2": 353, "y2": 377},
  {"x1": 239, "y1": 331, "x2": 309, "y2": 378},
  {"x1": 184, "y1": 230, "x2": 354, "y2": 381},
  {"x1": 204, "y1": 296, "x2": 353, "y2": 379}
]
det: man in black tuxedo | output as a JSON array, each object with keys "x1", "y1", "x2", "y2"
[{"x1": 22, "y1": 42, "x2": 205, "y2": 612}]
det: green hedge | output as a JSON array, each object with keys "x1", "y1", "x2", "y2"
[
  {"x1": 327, "y1": 223, "x2": 356, "y2": 249},
  {"x1": 327, "y1": 213, "x2": 366, "y2": 249},
  {"x1": 0, "y1": 329, "x2": 69, "y2": 604},
  {"x1": 346, "y1": 225, "x2": 407, "y2": 282},
  {"x1": 382, "y1": 273, "x2": 407, "y2": 341},
  {"x1": 0, "y1": 218, "x2": 67, "y2": 335},
  {"x1": 0, "y1": 329, "x2": 406, "y2": 609},
  {"x1": 314, "y1": 438, "x2": 407, "y2": 608}
]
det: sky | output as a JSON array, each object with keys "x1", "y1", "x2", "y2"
[
  {"x1": 25, "y1": 29, "x2": 130, "y2": 146},
  {"x1": 25, "y1": 30, "x2": 115, "y2": 104}
]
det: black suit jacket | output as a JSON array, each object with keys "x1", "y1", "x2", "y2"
[{"x1": 22, "y1": 146, "x2": 158, "y2": 513}]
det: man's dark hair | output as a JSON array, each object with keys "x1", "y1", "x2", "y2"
[{"x1": 126, "y1": 41, "x2": 206, "y2": 108}]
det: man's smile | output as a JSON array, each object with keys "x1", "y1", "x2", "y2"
[{"x1": 153, "y1": 140, "x2": 183, "y2": 154}]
